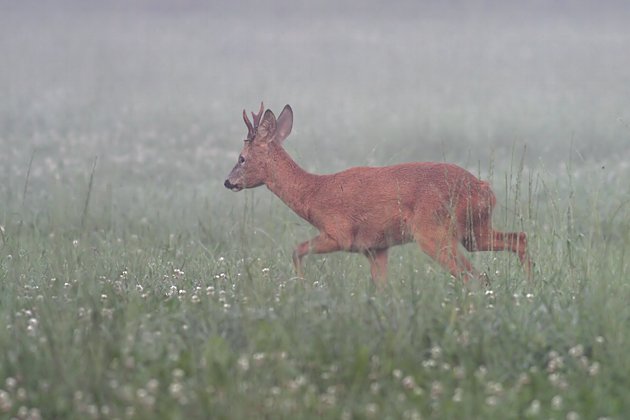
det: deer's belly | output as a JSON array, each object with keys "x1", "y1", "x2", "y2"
[{"x1": 351, "y1": 221, "x2": 414, "y2": 250}]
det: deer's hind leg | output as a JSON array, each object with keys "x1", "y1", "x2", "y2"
[
  {"x1": 462, "y1": 216, "x2": 533, "y2": 280},
  {"x1": 413, "y1": 224, "x2": 479, "y2": 282}
]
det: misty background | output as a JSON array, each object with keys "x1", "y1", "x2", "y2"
[{"x1": 1, "y1": 1, "x2": 629, "y2": 228}]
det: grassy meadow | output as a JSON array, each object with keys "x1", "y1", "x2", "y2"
[{"x1": 1, "y1": 3, "x2": 630, "y2": 419}]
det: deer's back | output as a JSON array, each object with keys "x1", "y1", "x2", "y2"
[{"x1": 317, "y1": 162, "x2": 488, "y2": 206}]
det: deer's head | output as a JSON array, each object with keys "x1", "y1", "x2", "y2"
[{"x1": 224, "y1": 103, "x2": 293, "y2": 192}]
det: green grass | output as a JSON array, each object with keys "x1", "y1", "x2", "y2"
[
  {"x1": 2, "y1": 150, "x2": 630, "y2": 420},
  {"x1": 2, "y1": 4, "x2": 630, "y2": 419}
]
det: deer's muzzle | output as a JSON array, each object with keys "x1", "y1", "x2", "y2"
[{"x1": 224, "y1": 179, "x2": 243, "y2": 192}]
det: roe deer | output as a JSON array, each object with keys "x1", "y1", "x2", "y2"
[{"x1": 224, "y1": 103, "x2": 532, "y2": 287}]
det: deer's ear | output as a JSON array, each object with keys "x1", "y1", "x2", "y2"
[
  {"x1": 257, "y1": 109, "x2": 276, "y2": 140},
  {"x1": 274, "y1": 105, "x2": 293, "y2": 144}
]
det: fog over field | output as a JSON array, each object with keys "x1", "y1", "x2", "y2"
[
  {"x1": 1, "y1": 1, "x2": 630, "y2": 419},
  {"x1": 2, "y1": 0, "x2": 629, "y2": 237},
  {"x1": 2, "y1": 1, "x2": 630, "y2": 185}
]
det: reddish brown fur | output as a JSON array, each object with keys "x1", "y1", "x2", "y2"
[{"x1": 225, "y1": 104, "x2": 532, "y2": 287}]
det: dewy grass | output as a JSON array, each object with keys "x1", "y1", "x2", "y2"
[
  {"x1": 2, "y1": 137, "x2": 629, "y2": 420},
  {"x1": 2, "y1": 165, "x2": 630, "y2": 420}
]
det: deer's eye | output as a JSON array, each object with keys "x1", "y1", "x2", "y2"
[{"x1": 238, "y1": 155, "x2": 245, "y2": 164}]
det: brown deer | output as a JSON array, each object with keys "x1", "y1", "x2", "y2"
[{"x1": 224, "y1": 103, "x2": 532, "y2": 287}]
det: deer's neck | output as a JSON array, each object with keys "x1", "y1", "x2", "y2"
[{"x1": 265, "y1": 145, "x2": 319, "y2": 221}]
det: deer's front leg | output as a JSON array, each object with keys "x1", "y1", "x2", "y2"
[
  {"x1": 292, "y1": 234, "x2": 340, "y2": 278},
  {"x1": 364, "y1": 248, "x2": 389, "y2": 289}
]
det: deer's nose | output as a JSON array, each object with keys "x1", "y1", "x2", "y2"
[{"x1": 224, "y1": 179, "x2": 232, "y2": 189}]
